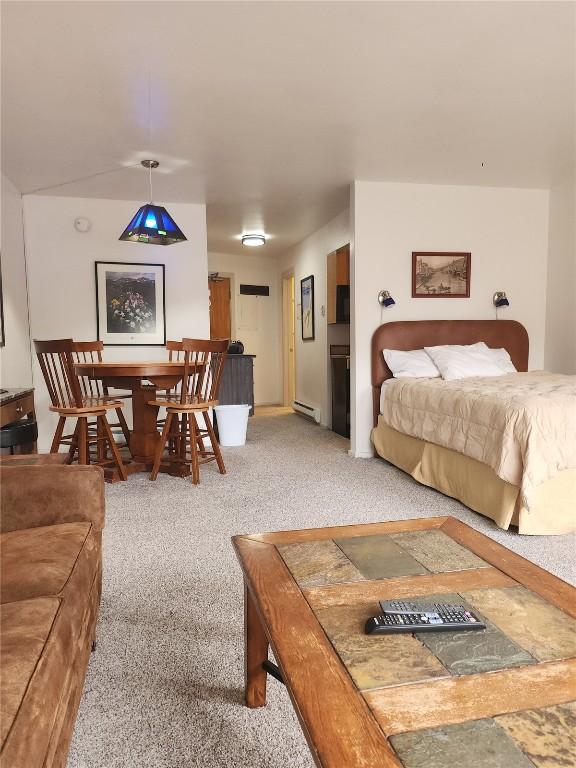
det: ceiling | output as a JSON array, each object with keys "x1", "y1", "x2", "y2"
[{"x1": 2, "y1": 1, "x2": 574, "y2": 256}]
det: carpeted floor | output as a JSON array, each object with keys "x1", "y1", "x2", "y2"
[{"x1": 68, "y1": 408, "x2": 576, "y2": 768}]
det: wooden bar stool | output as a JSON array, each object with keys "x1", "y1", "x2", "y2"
[
  {"x1": 71, "y1": 340, "x2": 132, "y2": 458},
  {"x1": 157, "y1": 340, "x2": 184, "y2": 426},
  {"x1": 149, "y1": 338, "x2": 228, "y2": 484},
  {"x1": 158, "y1": 340, "x2": 205, "y2": 456},
  {"x1": 34, "y1": 339, "x2": 127, "y2": 479}
]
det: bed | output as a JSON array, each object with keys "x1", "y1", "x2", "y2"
[{"x1": 371, "y1": 320, "x2": 576, "y2": 535}]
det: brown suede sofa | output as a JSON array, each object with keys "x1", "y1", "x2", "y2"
[{"x1": 0, "y1": 464, "x2": 105, "y2": 768}]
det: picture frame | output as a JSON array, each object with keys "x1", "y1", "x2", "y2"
[
  {"x1": 0, "y1": 256, "x2": 4, "y2": 347},
  {"x1": 412, "y1": 252, "x2": 471, "y2": 298},
  {"x1": 95, "y1": 261, "x2": 166, "y2": 345},
  {"x1": 300, "y1": 274, "x2": 315, "y2": 341}
]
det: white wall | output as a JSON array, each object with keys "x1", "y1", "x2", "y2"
[
  {"x1": 545, "y1": 173, "x2": 576, "y2": 374},
  {"x1": 277, "y1": 209, "x2": 350, "y2": 427},
  {"x1": 0, "y1": 173, "x2": 33, "y2": 387},
  {"x1": 208, "y1": 250, "x2": 281, "y2": 405},
  {"x1": 23, "y1": 195, "x2": 209, "y2": 450},
  {"x1": 351, "y1": 181, "x2": 550, "y2": 457}
]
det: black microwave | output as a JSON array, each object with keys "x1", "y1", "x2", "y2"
[{"x1": 336, "y1": 284, "x2": 350, "y2": 323}]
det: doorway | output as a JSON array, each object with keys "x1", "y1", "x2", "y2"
[
  {"x1": 208, "y1": 275, "x2": 232, "y2": 339},
  {"x1": 282, "y1": 272, "x2": 296, "y2": 406}
]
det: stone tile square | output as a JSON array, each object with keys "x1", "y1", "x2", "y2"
[
  {"x1": 413, "y1": 592, "x2": 536, "y2": 675},
  {"x1": 277, "y1": 540, "x2": 365, "y2": 588},
  {"x1": 334, "y1": 535, "x2": 428, "y2": 580},
  {"x1": 313, "y1": 601, "x2": 448, "y2": 691},
  {"x1": 462, "y1": 586, "x2": 576, "y2": 662},
  {"x1": 496, "y1": 702, "x2": 576, "y2": 768},
  {"x1": 390, "y1": 529, "x2": 489, "y2": 572},
  {"x1": 390, "y1": 718, "x2": 535, "y2": 768}
]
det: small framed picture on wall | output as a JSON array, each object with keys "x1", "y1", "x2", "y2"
[
  {"x1": 300, "y1": 275, "x2": 315, "y2": 341},
  {"x1": 95, "y1": 261, "x2": 166, "y2": 345},
  {"x1": 412, "y1": 252, "x2": 471, "y2": 298},
  {"x1": 0, "y1": 256, "x2": 5, "y2": 347}
]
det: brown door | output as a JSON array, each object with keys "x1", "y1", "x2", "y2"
[{"x1": 209, "y1": 277, "x2": 231, "y2": 339}]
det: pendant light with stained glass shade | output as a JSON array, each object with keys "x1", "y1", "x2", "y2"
[{"x1": 119, "y1": 160, "x2": 187, "y2": 245}]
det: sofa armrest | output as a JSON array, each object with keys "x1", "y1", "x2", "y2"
[{"x1": 0, "y1": 465, "x2": 105, "y2": 533}]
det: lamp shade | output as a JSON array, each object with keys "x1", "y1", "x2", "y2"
[{"x1": 119, "y1": 203, "x2": 187, "y2": 246}]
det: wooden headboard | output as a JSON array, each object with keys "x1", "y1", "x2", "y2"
[{"x1": 371, "y1": 320, "x2": 529, "y2": 426}]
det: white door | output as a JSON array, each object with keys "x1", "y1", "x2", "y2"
[{"x1": 282, "y1": 274, "x2": 296, "y2": 406}]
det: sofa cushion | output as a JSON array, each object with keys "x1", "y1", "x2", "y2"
[
  {"x1": 0, "y1": 598, "x2": 60, "y2": 745},
  {"x1": 0, "y1": 465, "x2": 105, "y2": 534},
  {"x1": 0, "y1": 523, "x2": 92, "y2": 604}
]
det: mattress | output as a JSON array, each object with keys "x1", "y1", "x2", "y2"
[
  {"x1": 372, "y1": 418, "x2": 576, "y2": 535},
  {"x1": 378, "y1": 372, "x2": 576, "y2": 512}
]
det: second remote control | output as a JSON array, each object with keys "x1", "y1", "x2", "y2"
[
  {"x1": 365, "y1": 606, "x2": 486, "y2": 635},
  {"x1": 380, "y1": 599, "x2": 467, "y2": 615}
]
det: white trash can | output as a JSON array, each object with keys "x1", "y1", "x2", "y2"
[{"x1": 214, "y1": 404, "x2": 250, "y2": 447}]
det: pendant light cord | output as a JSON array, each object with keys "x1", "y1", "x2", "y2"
[
  {"x1": 148, "y1": 69, "x2": 153, "y2": 203},
  {"x1": 24, "y1": 163, "x2": 140, "y2": 195}
]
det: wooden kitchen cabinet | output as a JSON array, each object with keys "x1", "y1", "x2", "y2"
[{"x1": 327, "y1": 244, "x2": 350, "y2": 324}]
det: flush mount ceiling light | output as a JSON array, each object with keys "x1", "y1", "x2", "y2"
[
  {"x1": 241, "y1": 234, "x2": 266, "y2": 247},
  {"x1": 119, "y1": 160, "x2": 187, "y2": 246}
]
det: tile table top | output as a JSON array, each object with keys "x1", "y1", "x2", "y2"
[{"x1": 234, "y1": 516, "x2": 576, "y2": 768}]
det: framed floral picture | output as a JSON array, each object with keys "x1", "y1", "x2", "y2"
[{"x1": 95, "y1": 261, "x2": 166, "y2": 345}]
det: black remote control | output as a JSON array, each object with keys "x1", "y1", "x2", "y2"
[
  {"x1": 379, "y1": 599, "x2": 467, "y2": 615},
  {"x1": 365, "y1": 606, "x2": 486, "y2": 635}
]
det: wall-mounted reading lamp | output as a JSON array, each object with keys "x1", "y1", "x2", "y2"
[
  {"x1": 493, "y1": 291, "x2": 509, "y2": 308},
  {"x1": 378, "y1": 290, "x2": 396, "y2": 308},
  {"x1": 493, "y1": 291, "x2": 509, "y2": 320}
]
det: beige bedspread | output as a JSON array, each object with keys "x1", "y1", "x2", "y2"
[{"x1": 380, "y1": 371, "x2": 576, "y2": 511}]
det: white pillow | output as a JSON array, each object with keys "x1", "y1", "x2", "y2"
[
  {"x1": 424, "y1": 343, "x2": 513, "y2": 381},
  {"x1": 383, "y1": 348, "x2": 441, "y2": 379},
  {"x1": 475, "y1": 343, "x2": 517, "y2": 374}
]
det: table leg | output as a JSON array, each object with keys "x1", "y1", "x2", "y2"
[
  {"x1": 130, "y1": 386, "x2": 160, "y2": 464},
  {"x1": 244, "y1": 581, "x2": 269, "y2": 708}
]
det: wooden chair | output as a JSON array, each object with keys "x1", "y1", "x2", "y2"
[
  {"x1": 156, "y1": 340, "x2": 186, "y2": 453},
  {"x1": 149, "y1": 338, "x2": 228, "y2": 484},
  {"x1": 157, "y1": 340, "x2": 211, "y2": 457},
  {"x1": 71, "y1": 340, "x2": 132, "y2": 453},
  {"x1": 34, "y1": 339, "x2": 127, "y2": 479}
]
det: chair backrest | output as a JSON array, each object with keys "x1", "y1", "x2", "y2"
[
  {"x1": 165, "y1": 340, "x2": 185, "y2": 397},
  {"x1": 166, "y1": 340, "x2": 184, "y2": 361},
  {"x1": 70, "y1": 340, "x2": 106, "y2": 398},
  {"x1": 180, "y1": 338, "x2": 229, "y2": 404},
  {"x1": 34, "y1": 339, "x2": 84, "y2": 408}
]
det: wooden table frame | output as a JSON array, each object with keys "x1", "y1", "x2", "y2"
[
  {"x1": 74, "y1": 361, "x2": 186, "y2": 479},
  {"x1": 232, "y1": 516, "x2": 575, "y2": 768}
]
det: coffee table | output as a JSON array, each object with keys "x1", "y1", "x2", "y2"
[{"x1": 232, "y1": 516, "x2": 576, "y2": 768}]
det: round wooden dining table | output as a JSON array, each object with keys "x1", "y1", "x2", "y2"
[{"x1": 74, "y1": 361, "x2": 185, "y2": 477}]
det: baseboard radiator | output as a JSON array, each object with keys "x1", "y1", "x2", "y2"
[{"x1": 292, "y1": 400, "x2": 321, "y2": 424}]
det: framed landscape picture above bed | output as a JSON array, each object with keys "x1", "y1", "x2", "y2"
[
  {"x1": 412, "y1": 252, "x2": 471, "y2": 298},
  {"x1": 95, "y1": 261, "x2": 166, "y2": 345}
]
